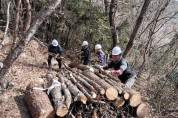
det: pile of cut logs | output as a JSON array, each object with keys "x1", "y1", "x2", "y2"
[{"x1": 24, "y1": 62, "x2": 150, "y2": 118}]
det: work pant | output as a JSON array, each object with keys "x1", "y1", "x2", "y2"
[
  {"x1": 48, "y1": 55, "x2": 61, "y2": 69},
  {"x1": 125, "y1": 76, "x2": 136, "y2": 88},
  {"x1": 83, "y1": 60, "x2": 90, "y2": 66}
]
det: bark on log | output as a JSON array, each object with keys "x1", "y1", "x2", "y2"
[
  {"x1": 121, "y1": 84, "x2": 141, "y2": 107},
  {"x1": 50, "y1": 80, "x2": 68, "y2": 117},
  {"x1": 67, "y1": 70, "x2": 95, "y2": 91},
  {"x1": 69, "y1": 73, "x2": 94, "y2": 100},
  {"x1": 136, "y1": 103, "x2": 150, "y2": 118},
  {"x1": 78, "y1": 73, "x2": 105, "y2": 95},
  {"x1": 95, "y1": 72, "x2": 122, "y2": 94},
  {"x1": 114, "y1": 97, "x2": 125, "y2": 110},
  {"x1": 77, "y1": 64, "x2": 95, "y2": 72},
  {"x1": 83, "y1": 86, "x2": 97, "y2": 99},
  {"x1": 91, "y1": 100, "x2": 106, "y2": 104},
  {"x1": 56, "y1": 74, "x2": 87, "y2": 104},
  {"x1": 83, "y1": 71, "x2": 118, "y2": 100},
  {"x1": 57, "y1": 74, "x2": 72, "y2": 109},
  {"x1": 69, "y1": 62, "x2": 94, "y2": 72},
  {"x1": 24, "y1": 83, "x2": 55, "y2": 118}
]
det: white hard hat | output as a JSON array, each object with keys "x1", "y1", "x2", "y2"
[
  {"x1": 95, "y1": 44, "x2": 102, "y2": 50},
  {"x1": 112, "y1": 47, "x2": 122, "y2": 55},
  {"x1": 52, "y1": 39, "x2": 58, "y2": 46},
  {"x1": 82, "y1": 41, "x2": 88, "y2": 46}
]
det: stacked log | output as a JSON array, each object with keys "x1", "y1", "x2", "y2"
[
  {"x1": 82, "y1": 71, "x2": 118, "y2": 100},
  {"x1": 57, "y1": 74, "x2": 72, "y2": 109},
  {"x1": 56, "y1": 74, "x2": 87, "y2": 104},
  {"x1": 25, "y1": 63, "x2": 150, "y2": 118},
  {"x1": 50, "y1": 79, "x2": 68, "y2": 117}
]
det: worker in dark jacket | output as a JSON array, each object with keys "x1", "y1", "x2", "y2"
[
  {"x1": 81, "y1": 41, "x2": 91, "y2": 65},
  {"x1": 102, "y1": 46, "x2": 136, "y2": 88},
  {"x1": 95, "y1": 44, "x2": 106, "y2": 66},
  {"x1": 48, "y1": 39, "x2": 62, "y2": 70}
]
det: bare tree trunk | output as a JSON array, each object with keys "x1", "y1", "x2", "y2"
[
  {"x1": 0, "y1": 0, "x2": 1, "y2": 11},
  {"x1": 0, "y1": 0, "x2": 62, "y2": 81},
  {"x1": 0, "y1": 1, "x2": 11, "y2": 49},
  {"x1": 138, "y1": 0, "x2": 171, "y2": 75},
  {"x1": 23, "y1": 0, "x2": 31, "y2": 35},
  {"x1": 104, "y1": 0, "x2": 109, "y2": 13},
  {"x1": 109, "y1": 0, "x2": 118, "y2": 48},
  {"x1": 57, "y1": 0, "x2": 66, "y2": 43},
  {"x1": 123, "y1": 0, "x2": 151, "y2": 57},
  {"x1": 12, "y1": 0, "x2": 21, "y2": 49}
]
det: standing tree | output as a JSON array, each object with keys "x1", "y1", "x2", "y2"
[
  {"x1": 12, "y1": 0, "x2": 21, "y2": 49},
  {"x1": 57, "y1": 0, "x2": 66, "y2": 43},
  {"x1": 104, "y1": 0, "x2": 109, "y2": 13},
  {"x1": 109, "y1": 0, "x2": 118, "y2": 47},
  {"x1": 0, "y1": 0, "x2": 11, "y2": 49},
  {"x1": 22, "y1": 0, "x2": 31, "y2": 35},
  {"x1": 0, "y1": 0, "x2": 62, "y2": 81},
  {"x1": 123, "y1": 0, "x2": 151, "y2": 57}
]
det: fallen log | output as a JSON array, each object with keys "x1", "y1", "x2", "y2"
[
  {"x1": 93, "y1": 65, "x2": 119, "y2": 82},
  {"x1": 95, "y1": 72, "x2": 122, "y2": 94},
  {"x1": 105, "y1": 78, "x2": 141, "y2": 107},
  {"x1": 83, "y1": 86, "x2": 97, "y2": 99},
  {"x1": 77, "y1": 73, "x2": 105, "y2": 95},
  {"x1": 69, "y1": 62, "x2": 94, "y2": 72},
  {"x1": 66, "y1": 68, "x2": 95, "y2": 91},
  {"x1": 50, "y1": 80, "x2": 68, "y2": 117},
  {"x1": 69, "y1": 73, "x2": 94, "y2": 100},
  {"x1": 83, "y1": 71, "x2": 118, "y2": 100},
  {"x1": 114, "y1": 97, "x2": 125, "y2": 110},
  {"x1": 136, "y1": 103, "x2": 150, "y2": 117},
  {"x1": 120, "y1": 84, "x2": 141, "y2": 107},
  {"x1": 91, "y1": 100, "x2": 106, "y2": 104},
  {"x1": 24, "y1": 83, "x2": 55, "y2": 118},
  {"x1": 57, "y1": 74, "x2": 72, "y2": 109},
  {"x1": 56, "y1": 74, "x2": 87, "y2": 104},
  {"x1": 77, "y1": 64, "x2": 95, "y2": 72},
  {"x1": 73, "y1": 73, "x2": 95, "y2": 91}
]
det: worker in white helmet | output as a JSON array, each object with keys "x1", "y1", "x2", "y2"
[
  {"x1": 95, "y1": 44, "x2": 106, "y2": 66},
  {"x1": 48, "y1": 39, "x2": 62, "y2": 70},
  {"x1": 81, "y1": 41, "x2": 91, "y2": 65},
  {"x1": 102, "y1": 46, "x2": 136, "y2": 88}
]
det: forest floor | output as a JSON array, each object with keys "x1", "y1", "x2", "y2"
[{"x1": 0, "y1": 38, "x2": 158, "y2": 118}]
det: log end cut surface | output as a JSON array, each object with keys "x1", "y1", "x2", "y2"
[
  {"x1": 114, "y1": 97, "x2": 125, "y2": 110},
  {"x1": 136, "y1": 103, "x2": 150, "y2": 118},
  {"x1": 56, "y1": 104, "x2": 68, "y2": 117},
  {"x1": 129, "y1": 93, "x2": 141, "y2": 107},
  {"x1": 124, "y1": 93, "x2": 130, "y2": 100},
  {"x1": 105, "y1": 87, "x2": 118, "y2": 100}
]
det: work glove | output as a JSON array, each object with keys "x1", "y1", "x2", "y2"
[
  {"x1": 102, "y1": 65, "x2": 108, "y2": 70},
  {"x1": 110, "y1": 69, "x2": 123, "y2": 76}
]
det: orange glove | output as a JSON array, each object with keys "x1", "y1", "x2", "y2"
[{"x1": 110, "y1": 70, "x2": 123, "y2": 75}]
